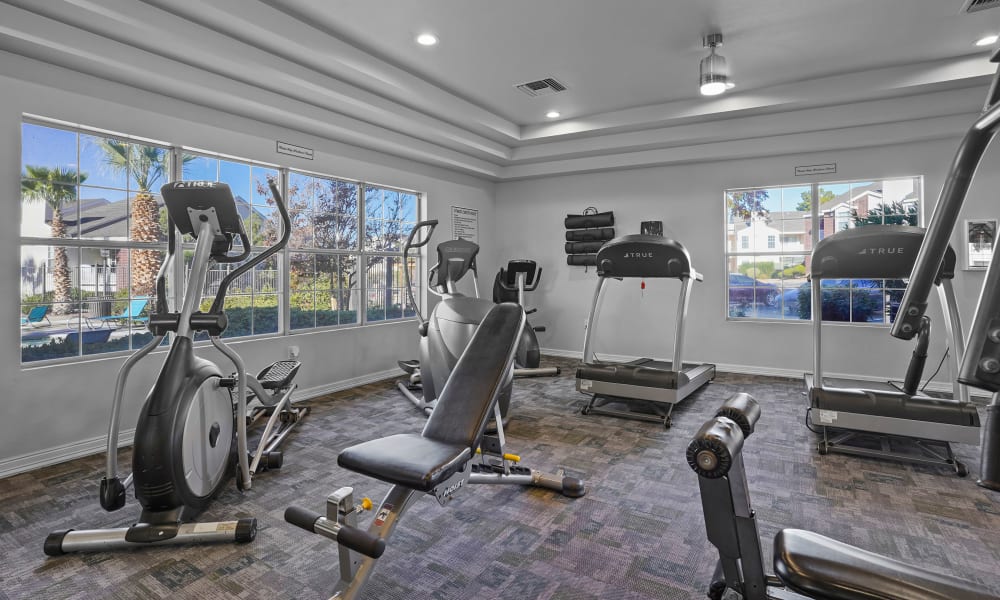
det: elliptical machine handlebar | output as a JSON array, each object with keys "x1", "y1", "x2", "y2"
[
  {"x1": 405, "y1": 219, "x2": 439, "y2": 249},
  {"x1": 403, "y1": 220, "x2": 439, "y2": 327},
  {"x1": 209, "y1": 179, "x2": 291, "y2": 314}
]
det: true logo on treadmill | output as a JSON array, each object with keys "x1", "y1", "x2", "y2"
[
  {"x1": 172, "y1": 181, "x2": 215, "y2": 188},
  {"x1": 857, "y1": 247, "x2": 905, "y2": 255},
  {"x1": 373, "y1": 503, "x2": 393, "y2": 526},
  {"x1": 623, "y1": 252, "x2": 653, "y2": 258}
]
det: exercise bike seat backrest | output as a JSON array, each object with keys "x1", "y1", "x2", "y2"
[
  {"x1": 337, "y1": 303, "x2": 525, "y2": 492},
  {"x1": 493, "y1": 259, "x2": 539, "y2": 304}
]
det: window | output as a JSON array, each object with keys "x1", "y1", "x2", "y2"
[
  {"x1": 19, "y1": 118, "x2": 423, "y2": 365},
  {"x1": 20, "y1": 121, "x2": 168, "y2": 362},
  {"x1": 288, "y1": 171, "x2": 360, "y2": 330},
  {"x1": 725, "y1": 177, "x2": 921, "y2": 322},
  {"x1": 363, "y1": 185, "x2": 419, "y2": 322},
  {"x1": 181, "y1": 152, "x2": 282, "y2": 339}
]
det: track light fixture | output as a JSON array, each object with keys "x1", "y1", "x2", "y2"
[{"x1": 700, "y1": 33, "x2": 734, "y2": 96}]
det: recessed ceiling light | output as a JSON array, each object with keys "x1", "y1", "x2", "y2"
[
  {"x1": 546, "y1": 111, "x2": 561, "y2": 119},
  {"x1": 976, "y1": 34, "x2": 998, "y2": 46},
  {"x1": 416, "y1": 33, "x2": 438, "y2": 46}
]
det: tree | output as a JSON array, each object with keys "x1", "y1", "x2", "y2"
[
  {"x1": 97, "y1": 141, "x2": 171, "y2": 296},
  {"x1": 797, "y1": 189, "x2": 835, "y2": 212},
  {"x1": 278, "y1": 179, "x2": 413, "y2": 320},
  {"x1": 21, "y1": 166, "x2": 88, "y2": 314},
  {"x1": 726, "y1": 190, "x2": 770, "y2": 222},
  {"x1": 851, "y1": 201, "x2": 918, "y2": 227}
]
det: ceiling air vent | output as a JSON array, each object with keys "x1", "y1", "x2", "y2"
[
  {"x1": 515, "y1": 77, "x2": 567, "y2": 97},
  {"x1": 961, "y1": 0, "x2": 1000, "y2": 13}
]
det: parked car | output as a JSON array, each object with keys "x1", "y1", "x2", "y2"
[
  {"x1": 728, "y1": 273, "x2": 779, "y2": 307},
  {"x1": 787, "y1": 279, "x2": 894, "y2": 322}
]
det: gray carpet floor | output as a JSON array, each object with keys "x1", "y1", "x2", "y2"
[{"x1": 2, "y1": 356, "x2": 999, "y2": 599}]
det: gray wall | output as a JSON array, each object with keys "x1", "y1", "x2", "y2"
[
  {"x1": 0, "y1": 55, "x2": 496, "y2": 475},
  {"x1": 495, "y1": 136, "x2": 998, "y2": 386}
]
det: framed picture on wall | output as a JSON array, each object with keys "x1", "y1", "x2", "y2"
[{"x1": 965, "y1": 218, "x2": 996, "y2": 270}]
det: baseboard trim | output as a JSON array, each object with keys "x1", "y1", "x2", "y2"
[
  {"x1": 0, "y1": 428, "x2": 136, "y2": 480},
  {"x1": 540, "y1": 348, "x2": 992, "y2": 400},
  {"x1": 0, "y1": 367, "x2": 403, "y2": 480},
  {"x1": 292, "y1": 368, "x2": 401, "y2": 400}
]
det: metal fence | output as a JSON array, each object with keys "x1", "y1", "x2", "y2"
[{"x1": 190, "y1": 268, "x2": 279, "y2": 295}]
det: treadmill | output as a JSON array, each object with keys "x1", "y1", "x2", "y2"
[
  {"x1": 576, "y1": 234, "x2": 716, "y2": 428},
  {"x1": 805, "y1": 225, "x2": 980, "y2": 476}
]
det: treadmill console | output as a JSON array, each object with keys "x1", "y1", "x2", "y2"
[
  {"x1": 596, "y1": 234, "x2": 694, "y2": 279},
  {"x1": 810, "y1": 225, "x2": 956, "y2": 281}
]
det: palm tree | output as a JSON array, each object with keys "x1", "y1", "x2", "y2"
[
  {"x1": 21, "y1": 166, "x2": 87, "y2": 314},
  {"x1": 97, "y1": 141, "x2": 169, "y2": 296}
]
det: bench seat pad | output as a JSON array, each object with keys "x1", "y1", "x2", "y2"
[{"x1": 338, "y1": 433, "x2": 471, "y2": 493}]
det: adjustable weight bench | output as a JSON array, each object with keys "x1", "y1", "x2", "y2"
[{"x1": 285, "y1": 303, "x2": 585, "y2": 600}]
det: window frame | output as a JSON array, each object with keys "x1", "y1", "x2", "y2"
[
  {"x1": 19, "y1": 118, "x2": 172, "y2": 366},
  {"x1": 723, "y1": 176, "x2": 923, "y2": 326},
  {"x1": 19, "y1": 118, "x2": 424, "y2": 367}
]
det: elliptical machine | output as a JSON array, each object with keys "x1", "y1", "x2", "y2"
[
  {"x1": 44, "y1": 179, "x2": 306, "y2": 555},
  {"x1": 492, "y1": 259, "x2": 560, "y2": 378},
  {"x1": 397, "y1": 220, "x2": 513, "y2": 417}
]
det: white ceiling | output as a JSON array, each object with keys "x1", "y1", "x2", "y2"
[
  {"x1": 265, "y1": 0, "x2": 1000, "y2": 124},
  {"x1": 1, "y1": 0, "x2": 999, "y2": 179}
]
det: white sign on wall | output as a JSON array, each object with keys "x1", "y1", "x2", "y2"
[
  {"x1": 451, "y1": 206, "x2": 479, "y2": 244},
  {"x1": 276, "y1": 141, "x2": 314, "y2": 160},
  {"x1": 794, "y1": 163, "x2": 837, "y2": 176}
]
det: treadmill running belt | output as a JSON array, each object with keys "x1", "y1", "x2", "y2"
[
  {"x1": 810, "y1": 387, "x2": 980, "y2": 426},
  {"x1": 577, "y1": 361, "x2": 680, "y2": 388}
]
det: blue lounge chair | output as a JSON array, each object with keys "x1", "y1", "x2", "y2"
[
  {"x1": 20, "y1": 305, "x2": 51, "y2": 328},
  {"x1": 85, "y1": 297, "x2": 149, "y2": 329}
]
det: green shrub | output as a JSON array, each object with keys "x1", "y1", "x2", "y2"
[
  {"x1": 738, "y1": 261, "x2": 775, "y2": 280},
  {"x1": 796, "y1": 283, "x2": 883, "y2": 322},
  {"x1": 782, "y1": 264, "x2": 806, "y2": 278}
]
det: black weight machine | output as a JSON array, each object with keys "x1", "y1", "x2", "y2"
[
  {"x1": 891, "y1": 46, "x2": 1000, "y2": 490},
  {"x1": 689, "y1": 393, "x2": 998, "y2": 600}
]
